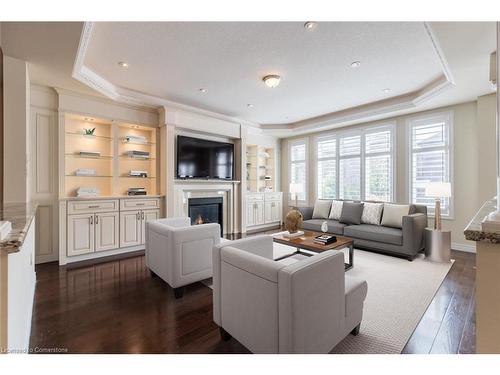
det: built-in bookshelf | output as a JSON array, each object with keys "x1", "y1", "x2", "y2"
[
  {"x1": 61, "y1": 114, "x2": 158, "y2": 198},
  {"x1": 246, "y1": 144, "x2": 275, "y2": 192}
]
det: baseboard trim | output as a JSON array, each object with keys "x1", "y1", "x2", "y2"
[{"x1": 451, "y1": 242, "x2": 476, "y2": 253}]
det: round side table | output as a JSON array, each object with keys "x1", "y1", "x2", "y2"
[{"x1": 424, "y1": 228, "x2": 451, "y2": 262}]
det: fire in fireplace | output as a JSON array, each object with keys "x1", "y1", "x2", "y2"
[{"x1": 188, "y1": 197, "x2": 223, "y2": 235}]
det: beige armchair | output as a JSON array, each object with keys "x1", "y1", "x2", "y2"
[{"x1": 212, "y1": 235, "x2": 368, "y2": 353}]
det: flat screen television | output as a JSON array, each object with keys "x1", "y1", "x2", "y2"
[{"x1": 176, "y1": 135, "x2": 234, "y2": 180}]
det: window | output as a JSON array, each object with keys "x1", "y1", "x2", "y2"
[
  {"x1": 408, "y1": 112, "x2": 452, "y2": 216},
  {"x1": 315, "y1": 125, "x2": 394, "y2": 202},
  {"x1": 316, "y1": 137, "x2": 336, "y2": 199},
  {"x1": 289, "y1": 139, "x2": 307, "y2": 202},
  {"x1": 364, "y1": 129, "x2": 392, "y2": 202}
]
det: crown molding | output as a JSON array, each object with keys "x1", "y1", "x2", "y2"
[{"x1": 72, "y1": 21, "x2": 455, "y2": 137}]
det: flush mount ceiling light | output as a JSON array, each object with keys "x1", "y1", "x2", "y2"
[
  {"x1": 118, "y1": 61, "x2": 129, "y2": 68},
  {"x1": 199, "y1": 88, "x2": 208, "y2": 93},
  {"x1": 383, "y1": 88, "x2": 391, "y2": 93},
  {"x1": 262, "y1": 75, "x2": 281, "y2": 88},
  {"x1": 247, "y1": 104, "x2": 254, "y2": 108},
  {"x1": 304, "y1": 22, "x2": 317, "y2": 30},
  {"x1": 350, "y1": 61, "x2": 361, "y2": 68}
]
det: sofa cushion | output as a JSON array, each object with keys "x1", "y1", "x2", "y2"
[
  {"x1": 381, "y1": 203, "x2": 410, "y2": 228},
  {"x1": 328, "y1": 200, "x2": 344, "y2": 220},
  {"x1": 343, "y1": 224, "x2": 403, "y2": 245},
  {"x1": 361, "y1": 202, "x2": 384, "y2": 225},
  {"x1": 312, "y1": 200, "x2": 332, "y2": 219},
  {"x1": 301, "y1": 219, "x2": 346, "y2": 235},
  {"x1": 339, "y1": 202, "x2": 364, "y2": 225}
]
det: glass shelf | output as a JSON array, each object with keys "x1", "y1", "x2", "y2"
[
  {"x1": 121, "y1": 139, "x2": 156, "y2": 146},
  {"x1": 120, "y1": 156, "x2": 156, "y2": 161},
  {"x1": 65, "y1": 153, "x2": 113, "y2": 160},
  {"x1": 65, "y1": 132, "x2": 113, "y2": 141},
  {"x1": 65, "y1": 175, "x2": 113, "y2": 178}
]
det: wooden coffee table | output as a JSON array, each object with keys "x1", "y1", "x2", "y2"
[{"x1": 273, "y1": 231, "x2": 354, "y2": 271}]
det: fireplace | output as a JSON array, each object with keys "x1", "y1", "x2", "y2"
[{"x1": 188, "y1": 197, "x2": 223, "y2": 235}]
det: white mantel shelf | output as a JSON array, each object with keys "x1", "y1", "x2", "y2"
[{"x1": 174, "y1": 179, "x2": 240, "y2": 184}]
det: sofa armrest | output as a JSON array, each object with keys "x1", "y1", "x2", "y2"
[
  {"x1": 402, "y1": 213, "x2": 427, "y2": 255},
  {"x1": 297, "y1": 207, "x2": 314, "y2": 221},
  {"x1": 152, "y1": 216, "x2": 190, "y2": 228},
  {"x1": 171, "y1": 223, "x2": 221, "y2": 244},
  {"x1": 277, "y1": 251, "x2": 346, "y2": 353}
]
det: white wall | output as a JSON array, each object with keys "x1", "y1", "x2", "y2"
[
  {"x1": 7, "y1": 221, "x2": 36, "y2": 352},
  {"x1": 281, "y1": 99, "x2": 496, "y2": 250},
  {"x1": 3, "y1": 55, "x2": 30, "y2": 203}
]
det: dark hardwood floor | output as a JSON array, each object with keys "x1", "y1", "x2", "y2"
[{"x1": 29, "y1": 230, "x2": 475, "y2": 354}]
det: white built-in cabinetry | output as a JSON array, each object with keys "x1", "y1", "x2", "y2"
[
  {"x1": 246, "y1": 192, "x2": 282, "y2": 230},
  {"x1": 63, "y1": 197, "x2": 161, "y2": 264}
]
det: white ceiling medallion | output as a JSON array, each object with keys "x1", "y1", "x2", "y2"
[
  {"x1": 263, "y1": 75, "x2": 281, "y2": 88},
  {"x1": 304, "y1": 22, "x2": 317, "y2": 31}
]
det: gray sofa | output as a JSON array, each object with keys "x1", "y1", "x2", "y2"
[{"x1": 298, "y1": 203, "x2": 427, "y2": 261}]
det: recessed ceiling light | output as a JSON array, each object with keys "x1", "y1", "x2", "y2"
[
  {"x1": 84, "y1": 117, "x2": 94, "y2": 122},
  {"x1": 263, "y1": 75, "x2": 281, "y2": 88},
  {"x1": 247, "y1": 104, "x2": 254, "y2": 108},
  {"x1": 351, "y1": 61, "x2": 361, "y2": 68},
  {"x1": 199, "y1": 88, "x2": 208, "y2": 93},
  {"x1": 118, "y1": 61, "x2": 129, "y2": 68},
  {"x1": 304, "y1": 22, "x2": 317, "y2": 30},
  {"x1": 383, "y1": 88, "x2": 391, "y2": 93}
]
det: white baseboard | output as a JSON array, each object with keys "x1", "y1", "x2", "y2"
[{"x1": 451, "y1": 242, "x2": 476, "y2": 253}]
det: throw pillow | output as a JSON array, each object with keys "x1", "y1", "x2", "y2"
[
  {"x1": 329, "y1": 200, "x2": 344, "y2": 220},
  {"x1": 381, "y1": 203, "x2": 410, "y2": 228},
  {"x1": 312, "y1": 200, "x2": 332, "y2": 219},
  {"x1": 361, "y1": 202, "x2": 384, "y2": 225},
  {"x1": 339, "y1": 202, "x2": 364, "y2": 225}
]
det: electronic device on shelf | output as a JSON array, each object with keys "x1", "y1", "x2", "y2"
[
  {"x1": 75, "y1": 168, "x2": 96, "y2": 176},
  {"x1": 77, "y1": 187, "x2": 99, "y2": 198},
  {"x1": 127, "y1": 187, "x2": 147, "y2": 196},
  {"x1": 123, "y1": 135, "x2": 147, "y2": 144},
  {"x1": 314, "y1": 234, "x2": 337, "y2": 245},
  {"x1": 79, "y1": 150, "x2": 101, "y2": 158},
  {"x1": 125, "y1": 150, "x2": 150, "y2": 159},
  {"x1": 129, "y1": 170, "x2": 148, "y2": 178}
]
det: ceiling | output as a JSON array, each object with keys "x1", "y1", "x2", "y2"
[
  {"x1": 0, "y1": 21, "x2": 496, "y2": 136},
  {"x1": 84, "y1": 22, "x2": 446, "y2": 125}
]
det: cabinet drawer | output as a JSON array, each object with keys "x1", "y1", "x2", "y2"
[
  {"x1": 247, "y1": 193, "x2": 264, "y2": 202},
  {"x1": 68, "y1": 200, "x2": 119, "y2": 214},
  {"x1": 265, "y1": 192, "x2": 282, "y2": 201},
  {"x1": 120, "y1": 198, "x2": 160, "y2": 211}
]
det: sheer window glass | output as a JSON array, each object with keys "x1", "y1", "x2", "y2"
[
  {"x1": 317, "y1": 138, "x2": 336, "y2": 199},
  {"x1": 290, "y1": 140, "x2": 307, "y2": 201},
  {"x1": 409, "y1": 113, "x2": 452, "y2": 216},
  {"x1": 364, "y1": 130, "x2": 392, "y2": 201},
  {"x1": 339, "y1": 135, "x2": 361, "y2": 200}
]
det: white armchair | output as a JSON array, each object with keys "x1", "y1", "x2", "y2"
[
  {"x1": 212, "y1": 235, "x2": 368, "y2": 353},
  {"x1": 145, "y1": 217, "x2": 221, "y2": 298}
]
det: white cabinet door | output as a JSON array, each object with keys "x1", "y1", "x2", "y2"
[
  {"x1": 120, "y1": 210, "x2": 141, "y2": 248},
  {"x1": 141, "y1": 209, "x2": 160, "y2": 244},
  {"x1": 271, "y1": 200, "x2": 282, "y2": 223},
  {"x1": 67, "y1": 214, "x2": 94, "y2": 256},
  {"x1": 264, "y1": 201, "x2": 273, "y2": 223},
  {"x1": 246, "y1": 202, "x2": 256, "y2": 226},
  {"x1": 95, "y1": 212, "x2": 119, "y2": 252},
  {"x1": 255, "y1": 201, "x2": 265, "y2": 225}
]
